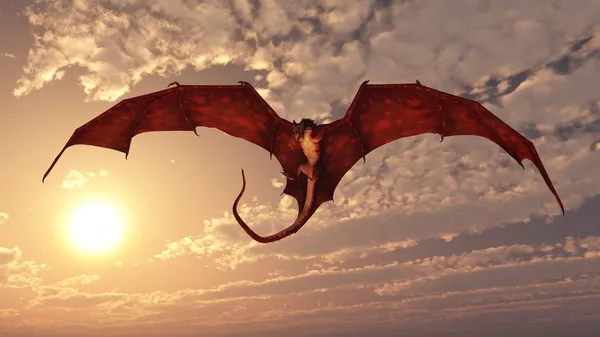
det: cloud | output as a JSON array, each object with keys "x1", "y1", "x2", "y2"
[
  {"x1": 85, "y1": 170, "x2": 110, "y2": 178},
  {"x1": 143, "y1": 234, "x2": 600, "y2": 314},
  {"x1": 15, "y1": 0, "x2": 256, "y2": 101},
  {"x1": 56, "y1": 274, "x2": 101, "y2": 287},
  {"x1": 61, "y1": 170, "x2": 89, "y2": 189},
  {"x1": 6, "y1": 239, "x2": 600, "y2": 336},
  {"x1": 270, "y1": 178, "x2": 284, "y2": 188},
  {"x1": 0, "y1": 246, "x2": 48, "y2": 288},
  {"x1": 0, "y1": 247, "x2": 17, "y2": 266},
  {"x1": 1, "y1": 52, "x2": 16, "y2": 59},
  {"x1": 61, "y1": 169, "x2": 110, "y2": 189},
  {"x1": 0, "y1": 212, "x2": 8, "y2": 223}
]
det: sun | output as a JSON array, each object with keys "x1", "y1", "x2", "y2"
[{"x1": 68, "y1": 202, "x2": 124, "y2": 253}]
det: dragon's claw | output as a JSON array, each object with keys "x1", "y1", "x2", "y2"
[
  {"x1": 311, "y1": 167, "x2": 320, "y2": 182},
  {"x1": 281, "y1": 171, "x2": 295, "y2": 180}
]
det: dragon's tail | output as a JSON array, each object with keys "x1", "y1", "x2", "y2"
[{"x1": 232, "y1": 169, "x2": 315, "y2": 244}]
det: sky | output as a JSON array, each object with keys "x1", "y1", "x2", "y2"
[{"x1": 1, "y1": 0, "x2": 600, "y2": 336}]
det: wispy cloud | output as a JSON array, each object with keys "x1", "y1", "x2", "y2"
[
  {"x1": 6, "y1": 239, "x2": 600, "y2": 336},
  {"x1": 56, "y1": 274, "x2": 100, "y2": 287},
  {"x1": 1, "y1": 52, "x2": 15, "y2": 60},
  {"x1": 61, "y1": 169, "x2": 110, "y2": 189},
  {"x1": 61, "y1": 170, "x2": 89, "y2": 189}
]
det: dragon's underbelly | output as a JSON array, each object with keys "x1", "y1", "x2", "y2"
[{"x1": 300, "y1": 136, "x2": 320, "y2": 163}]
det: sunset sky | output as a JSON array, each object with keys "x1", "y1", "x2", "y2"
[{"x1": 1, "y1": 1, "x2": 600, "y2": 336}]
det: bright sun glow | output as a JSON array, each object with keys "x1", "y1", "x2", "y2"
[{"x1": 68, "y1": 203, "x2": 124, "y2": 253}]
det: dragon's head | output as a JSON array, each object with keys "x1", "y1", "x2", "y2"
[{"x1": 291, "y1": 118, "x2": 316, "y2": 142}]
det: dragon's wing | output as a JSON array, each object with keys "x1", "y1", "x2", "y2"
[
  {"x1": 43, "y1": 82, "x2": 306, "y2": 204},
  {"x1": 319, "y1": 80, "x2": 564, "y2": 214}
]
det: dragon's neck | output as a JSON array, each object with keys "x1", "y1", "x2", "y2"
[{"x1": 303, "y1": 127, "x2": 313, "y2": 138}]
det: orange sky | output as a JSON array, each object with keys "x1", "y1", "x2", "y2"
[{"x1": 1, "y1": 1, "x2": 600, "y2": 337}]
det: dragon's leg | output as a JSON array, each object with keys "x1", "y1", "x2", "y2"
[
  {"x1": 313, "y1": 163, "x2": 320, "y2": 181},
  {"x1": 298, "y1": 163, "x2": 309, "y2": 179},
  {"x1": 281, "y1": 170, "x2": 296, "y2": 180},
  {"x1": 299, "y1": 163, "x2": 319, "y2": 181}
]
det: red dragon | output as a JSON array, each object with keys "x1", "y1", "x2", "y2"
[{"x1": 43, "y1": 80, "x2": 564, "y2": 243}]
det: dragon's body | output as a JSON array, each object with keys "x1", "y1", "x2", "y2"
[
  {"x1": 234, "y1": 120, "x2": 324, "y2": 243},
  {"x1": 43, "y1": 80, "x2": 565, "y2": 244},
  {"x1": 295, "y1": 121, "x2": 324, "y2": 181}
]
